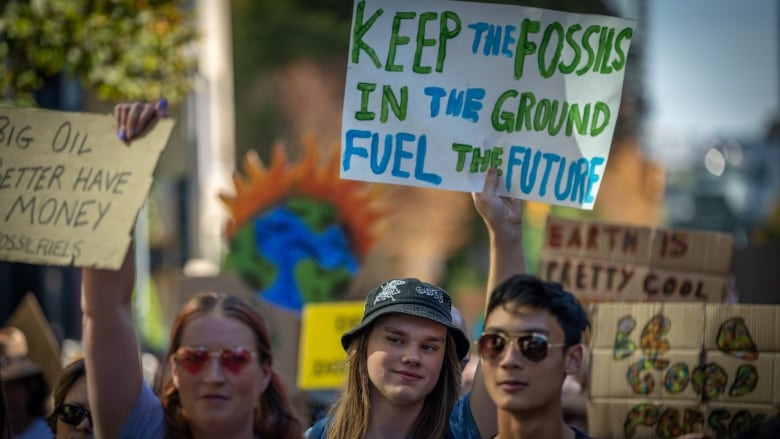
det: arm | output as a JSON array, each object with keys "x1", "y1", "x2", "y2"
[
  {"x1": 472, "y1": 167, "x2": 525, "y2": 303},
  {"x1": 468, "y1": 167, "x2": 525, "y2": 438},
  {"x1": 81, "y1": 245, "x2": 142, "y2": 439},
  {"x1": 81, "y1": 101, "x2": 166, "y2": 438}
]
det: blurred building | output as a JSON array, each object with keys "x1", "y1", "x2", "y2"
[{"x1": 665, "y1": 137, "x2": 780, "y2": 247}]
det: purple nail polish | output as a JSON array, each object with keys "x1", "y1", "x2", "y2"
[
  {"x1": 158, "y1": 98, "x2": 168, "y2": 110},
  {"x1": 119, "y1": 130, "x2": 127, "y2": 141}
]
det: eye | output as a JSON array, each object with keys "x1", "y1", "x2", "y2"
[
  {"x1": 487, "y1": 334, "x2": 505, "y2": 348},
  {"x1": 386, "y1": 336, "x2": 403, "y2": 344},
  {"x1": 523, "y1": 336, "x2": 546, "y2": 351},
  {"x1": 222, "y1": 349, "x2": 252, "y2": 366},
  {"x1": 421, "y1": 344, "x2": 439, "y2": 352}
]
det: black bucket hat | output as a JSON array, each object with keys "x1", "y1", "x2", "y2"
[{"x1": 340, "y1": 278, "x2": 471, "y2": 360}]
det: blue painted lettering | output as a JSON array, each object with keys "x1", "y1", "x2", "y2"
[
  {"x1": 343, "y1": 129, "x2": 442, "y2": 185},
  {"x1": 505, "y1": 145, "x2": 605, "y2": 205}
]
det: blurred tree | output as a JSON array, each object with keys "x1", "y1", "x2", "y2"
[{"x1": 0, "y1": 0, "x2": 198, "y2": 106}]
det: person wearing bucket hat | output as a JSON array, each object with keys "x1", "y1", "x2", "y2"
[
  {"x1": 306, "y1": 167, "x2": 525, "y2": 439},
  {"x1": 0, "y1": 327, "x2": 54, "y2": 438},
  {"x1": 339, "y1": 278, "x2": 472, "y2": 360}
]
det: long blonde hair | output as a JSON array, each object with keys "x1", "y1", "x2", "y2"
[{"x1": 325, "y1": 320, "x2": 462, "y2": 439}]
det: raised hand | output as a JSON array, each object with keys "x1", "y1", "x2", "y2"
[{"x1": 114, "y1": 98, "x2": 168, "y2": 142}]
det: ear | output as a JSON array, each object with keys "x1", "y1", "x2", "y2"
[
  {"x1": 170, "y1": 356, "x2": 180, "y2": 390},
  {"x1": 564, "y1": 343, "x2": 584, "y2": 375},
  {"x1": 258, "y1": 363, "x2": 272, "y2": 393}
]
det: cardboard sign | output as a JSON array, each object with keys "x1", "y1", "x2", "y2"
[
  {"x1": 6, "y1": 292, "x2": 62, "y2": 388},
  {"x1": 340, "y1": 0, "x2": 635, "y2": 209},
  {"x1": 588, "y1": 303, "x2": 780, "y2": 438},
  {"x1": 297, "y1": 301, "x2": 364, "y2": 390},
  {"x1": 0, "y1": 107, "x2": 174, "y2": 269},
  {"x1": 539, "y1": 216, "x2": 734, "y2": 302},
  {"x1": 588, "y1": 400, "x2": 778, "y2": 439}
]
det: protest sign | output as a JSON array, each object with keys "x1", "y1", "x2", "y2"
[
  {"x1": 6, "y1": 292, "x2": 62, "y2": 388},
  {"x1": 587, "y1": 302, "x2": 780, "y2": 438},
  {"x1": 0, "y1": 107, "x2": 174, "y2": 269},
  {"x1": 341, "y1": 0, "x2": 635, "y2": 209},
  {"x1": 539, "y1": 216, "x2": 734, "y2": 302},
  {"x1": 297, "y1": 301, "x2": 364, "y2": 390}
]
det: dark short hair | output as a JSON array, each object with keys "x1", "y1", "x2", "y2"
[{"x1": 485, "y1": 274, "x2": 590, "y2": 346}]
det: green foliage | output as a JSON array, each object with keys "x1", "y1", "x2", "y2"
[{"x1": 0, "y1": 0, "x2": 198, "y2": 105}]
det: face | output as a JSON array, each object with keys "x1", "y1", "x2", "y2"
[
  {"x1": 171, "y1": 313, "x2": 271, "y2": 435},
  {"x1": 366, "y1": 314, "x2": 447, "y2": 409},
  {"x1": 480, "y1": 304, "x2": 582, "y2": 414},
  {"x1": 56, "y1": 376, "x2": 92, "y2": 439}
]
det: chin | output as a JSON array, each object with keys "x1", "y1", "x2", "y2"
[{"x1": 386, "y1": 389, "x2": 427, "y2": 406}]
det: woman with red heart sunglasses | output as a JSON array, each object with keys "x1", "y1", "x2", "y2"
[
  {"x1": 82, "y1": 251, "x2": 303, "y2": 439},
  {"x1": 82, "y1": 100, "x2": 303, "y2": 439}
]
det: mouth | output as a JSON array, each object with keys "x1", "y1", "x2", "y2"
[
  {"x1": 394, "y1": 370, "x2": 423, "y2": 380},
  {"x1": 497, "y1": 379, "x2": 528, "y2": 391},
  {"x1": 200, "y1": 394, "x2": 229, "y2": 401}
]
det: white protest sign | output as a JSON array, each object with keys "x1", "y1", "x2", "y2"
[
  {"x1": 341, "y1": 0, "x2": 635, "y2": 209},
  {"x1": 0, "y1": 107, "x2": 174, "y2": 269}
]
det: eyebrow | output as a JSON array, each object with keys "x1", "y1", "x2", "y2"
[
  {"x1": 382, "y1": 326, "x2": 446, "y2": 343},
  {"x1": 484, "y1": 326, "x2": 550, "y2": 336}
]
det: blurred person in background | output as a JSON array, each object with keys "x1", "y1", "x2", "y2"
[
  {"x1": 46, "y1": 358, "x2": 93, "y2": 438},
  {"x1": 1, "y1": 377, "x2": 11, "y2": 439},
  {"x1": 0, "y1": 327, "x2": 53, "y2": 438}
]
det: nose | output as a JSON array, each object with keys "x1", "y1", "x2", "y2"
[
  {"x1": 401, "y1": 344, "x2": 421, "y2": 365},
  {"x1": 203, "y1": 356, "x2": 227, "y2": 382},
  {"x1": 498, "y1": 338, "x2": 524, "y2": 368}
]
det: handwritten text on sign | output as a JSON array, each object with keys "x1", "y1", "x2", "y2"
[
  {"x1": 341, "y1": 0, "x2": 634, "y2": 209},
  {"x1": 0, "y1": 107, "x2": 174, "y2": 269},
  {"x1": 539, "y1": 216, "x2": 734, "y2": 302}
]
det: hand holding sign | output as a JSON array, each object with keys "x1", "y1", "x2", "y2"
[
  {"x1": 115, "y1": 98, "x2": 168, "y2": 142},
  {"x1": 0, "y1": 106, "x2": 174, "y2": 269}
]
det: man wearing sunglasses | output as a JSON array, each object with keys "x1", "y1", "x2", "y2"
[{"x1": 478, "y1": 274, "x2": 591, "y2": 439}]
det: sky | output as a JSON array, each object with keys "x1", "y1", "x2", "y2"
[{"x1": 643, "y1": 0, "x2": 779, "y2": 150}]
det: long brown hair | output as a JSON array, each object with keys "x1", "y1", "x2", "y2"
[
  {"x1": 160, "y1": 292, "x2": 303, "y2": 439},
  {"x1": 325, "y1": 319, "x2": 462, "y2": 439}
]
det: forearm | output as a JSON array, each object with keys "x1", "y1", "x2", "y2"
[
  {"x1": 81, "y1": 246, "x2": 144, "y2": 439},
  {"x1": 484, "y1": 221, "x2": 525, "y2": 310}
]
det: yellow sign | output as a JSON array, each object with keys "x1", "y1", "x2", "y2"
[
  {"x1": 297, "y1": 301, "x2": 364, "y2": 390},
  {"x1": 0, "y1": 107, "x2": 174, "y2": 269}
]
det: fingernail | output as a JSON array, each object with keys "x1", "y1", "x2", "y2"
[
  {"x1": 133, "y1": 127, "x2": 140, "y2": 135},
  {"x1": 119, "y1": 130, "x2": 127, "y2": 141},
  {"x1": 158, "y1": 98, "x2": 168, "y2": 111}
]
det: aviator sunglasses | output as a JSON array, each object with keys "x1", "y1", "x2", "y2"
[
  {"x1": 56, "y1": 403, "x2": 92, "y2": 426},
  {"x1": 174, "y1": 346, "x2": 257, "y2": 374},
  {"x1": 477, "y1": 332, "x2": 567, "y2": 362}
]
